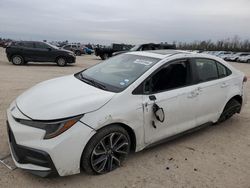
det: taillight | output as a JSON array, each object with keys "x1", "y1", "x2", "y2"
[{"x1": 243, "y1": 76, "x2": 247, "y2": 83}]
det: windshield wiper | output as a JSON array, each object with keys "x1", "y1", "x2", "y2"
[{"x1": 79, "y1": 74, "x2": 108, "y2": 91}]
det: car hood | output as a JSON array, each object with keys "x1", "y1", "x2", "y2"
[
  {"x1": 58, "y1": 48, "x2": 72, "y2": 53},
  {"x1": 16, "y1": 75, "x2": 115, "y2": 120}
]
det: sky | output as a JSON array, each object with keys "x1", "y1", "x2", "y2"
[{"x1": 0, "y1": 0, "x2": 250, "y2": 44}]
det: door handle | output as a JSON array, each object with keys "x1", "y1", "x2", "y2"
[{"x1": 221, "y1": 83, "x2": 229, "y2": 88}]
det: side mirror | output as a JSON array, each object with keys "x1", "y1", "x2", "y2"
[
  {"x1": 152, "y1": 103, "x2": 165, "y2": 122},
  {"x1": 47, "y1": 48, "x2": 52, "y2": 51}
]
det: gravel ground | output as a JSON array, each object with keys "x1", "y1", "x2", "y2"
[{"x1": 0, "y1": 47, "x2": 250, "y2": 188}]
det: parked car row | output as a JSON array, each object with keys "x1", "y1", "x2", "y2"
[
  {"x1": 61, "y1": 44, "x2": 94, "y2": 56},
  {"x1": 0, "y1": 40, "x2": 12, "y2": 48},
  {"x1": 201, "y1": 51, "x2": 250, "y2": 63},
  {"x1": 95, "y1": 43, "x2": 176, "y2": 60}
]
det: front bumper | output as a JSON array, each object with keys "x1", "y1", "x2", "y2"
[
  {"x1": 6, "y1": 102, "x2": 96, "y2": 177},
  {"x1": 7, "y1": 121, "x2": 58, "y2": 177}
]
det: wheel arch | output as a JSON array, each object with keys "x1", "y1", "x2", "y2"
[
  {"x1": 222, "y1": 94, "x2": 243, "y2": 114},
  {"x1": 96, "y1": 123, "x2": 137, "y2": 152},
  {"x1": 230, "y1": 95, "x2": 243, "y2": 105},
  {"x1": 10, "y1": 54, "x2": 26, "y2": 61},
  {"x1": 55, "y1": 55, "x2": 67, "y2": 62}
]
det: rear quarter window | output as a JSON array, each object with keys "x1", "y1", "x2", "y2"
[{"x1": 217, "y1": 62, "x2": 232, "y2": 78}]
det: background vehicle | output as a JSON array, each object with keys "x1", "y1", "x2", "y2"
[
  {"x1": 83, "y1": 46, "x2": 94, "y2": 55},
  {"x1": 6, "y1": 50, "x2": 246, "y2": 177},
  {"x1": 6, "y1": 41, "x2": 76, "y2": 66},
  {"x1": 226, "y1": 52, "x2": 250, "y2": 61},
  {"x1": 215, "y1": 51, "x2": 232, "y2": 59},
  {"x1": 237, "y1": 54, "x2": 250, "y2": 63},
  {"x1": 112, "y1": 43, "x2": 176, "y2": 56},
  {"x1": 61, "y1": 44, "x2": 85, "y2": 56},
  {"x1": 219, "y1": 52, "x2": 235, "y2": 60},
  {"x1": 94, "y1": 43, "x2": 133, "y2": 60}
]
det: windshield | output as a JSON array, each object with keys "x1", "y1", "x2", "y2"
[{"x1": 76, "y1": 54, "x2": 160, "y2": 92}]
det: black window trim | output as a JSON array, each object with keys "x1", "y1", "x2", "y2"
[{"x1": 132, "y1": 58, "x2": 196, "y2": 95}]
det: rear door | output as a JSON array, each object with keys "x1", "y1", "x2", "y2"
[
  {"x1": 20, "y1": 42, "x2": 36, "y2": 61},
  {"x1": 191, "y1": 58, "x2": 231, "y2": 125}
]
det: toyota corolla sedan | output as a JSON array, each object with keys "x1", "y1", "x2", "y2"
[{"x1": 6, "y1": 50, "x2": 247, "y2": 177}]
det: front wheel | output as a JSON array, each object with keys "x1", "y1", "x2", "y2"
[
  {"x1": 56, "y1": 57, "x2": 67, "y2": 66},
  {"x1": 81, "y1": 125, "x2": 130, "y2": 174},
  {"x1": 247, "y1": 59, "x2": 250, "y2": 64}
]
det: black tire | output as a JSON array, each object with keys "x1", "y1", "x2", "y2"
[
  {"x1": 11, "y1": 55, "x2": 24, "y2": 65},
  {"x1": 81, "y1": 125, "x2": 131, "y2": 175},
  {"x1": 56, "y1": 57, "x2": 67, "y2": 66},
  {"x1": 247, "y1": 59, "x2": 250, "y2": 64},
  {"x1": 75, "y1": 51, "x2": 81, "y2": 56},
  {"x1": 218, "y1": 99, "x2": 241, "y2": 123},
  {"x1": 100, "y1": 53, "x2": 109, "y2": 60}
]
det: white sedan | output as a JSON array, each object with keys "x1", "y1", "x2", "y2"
[
  {"x1": 237, "y1": 55, "x2": 250, "y2": 63},
  {"x1": 6, "y1": 50, "x2": 247, "y2": 177}
]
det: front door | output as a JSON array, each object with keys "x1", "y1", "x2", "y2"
[
  {"x1": 143, "y1": 59, "x2": 199, "y2": 144},
  {"x1": 33, "y1": 42, "x2": 54, "y2": 62}
]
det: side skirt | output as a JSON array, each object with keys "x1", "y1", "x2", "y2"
[{"x1": 145, "y1": 122, "x2": 213, "y2": 149}]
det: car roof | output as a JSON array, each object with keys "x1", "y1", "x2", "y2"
[{"x1": 127, "y1": 50, "x2": 192, "y2": 59}]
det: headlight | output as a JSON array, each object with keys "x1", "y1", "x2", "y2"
[{"x1": 15, "y1": 115, "x2": 82, "y2": 139}]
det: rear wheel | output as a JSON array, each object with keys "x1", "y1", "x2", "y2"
[
  {"x1": 100, "y1": 53, "x2": 109, "y2": 60},
  {"x1": 81, "y1": 125, "x2": 130, "y2": 175},
  {"x1": 218, "y1": 99, "x2": 241, "y2": 123},
  {"x1": 247, "y1": 59, "x2": 250, "y2": 63},
  {"x1": 11, "y1": 55, "x2": 24, "y2": 65},
  {"x1": 56, "y1": 57, "x2": 67, "y2": 66}
]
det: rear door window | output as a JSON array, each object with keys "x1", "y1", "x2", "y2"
[
  {"x1": 34, "y1": 42, "x2": 49, "y2": 49},
  {"x1": 193, "y1": 58, "x2": 218, "y2": 82},
  {"x1": 24, "y1": 42, "x2": 34, "y2": 48},
  {"x1": 193, "y1": 58, "x2": 232, "y2": 83}
]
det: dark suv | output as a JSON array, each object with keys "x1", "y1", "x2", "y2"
[{"x1": 6, "y1": 41, "x2": 76, "y2": 66}]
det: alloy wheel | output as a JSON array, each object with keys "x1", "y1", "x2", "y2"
[
  {"x1": 90, "y1": 132, "x2": 129, "y2": 174},
  {"x1": 12, "y1": 56, "x2": 22, "y2": 65},
  {"x1": 57, "y1": 58, "x2": 66, "y2": 66}
]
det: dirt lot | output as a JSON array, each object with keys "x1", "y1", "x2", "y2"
[{"x1": 0, "y1": 47, "x2": 250, "y2": 188}]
